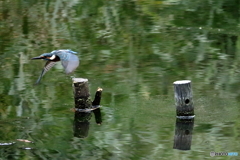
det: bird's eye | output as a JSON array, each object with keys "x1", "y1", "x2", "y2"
[{"x1": 49, "y1": 55, "x2": 56, "y2": 60}]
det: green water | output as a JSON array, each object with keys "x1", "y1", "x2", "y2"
[{"x1": 0, "y1": 0, "x2": 240, "y2": 159}]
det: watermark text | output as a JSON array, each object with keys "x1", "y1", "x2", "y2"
[{"x1": 210, "y1": 151, "x2": 238, "y2": 157}]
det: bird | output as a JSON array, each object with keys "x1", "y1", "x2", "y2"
[{"x1": 31, "y1": 49, "x2": 79, "y2": 84}]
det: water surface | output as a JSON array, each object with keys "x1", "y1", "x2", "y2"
[{"x1": 0, "y1": 0, "x2": 240, "y2": 159}]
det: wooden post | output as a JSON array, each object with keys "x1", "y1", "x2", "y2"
[
  {"x1": 72, "y1": 78, "x2": 91, "y2": 138},
  {"x1": 92, "y1": 88, "x2": 103, "y2": 125},
  {"x1": 72, "y1": 78, "x2": 103, "y2": 137},
  {"x1": 173, "y1": 80, "x2": 194, "y2": 118},
  {"x1": 72, "y1": 78, "x2": 91, "y2": 110}
]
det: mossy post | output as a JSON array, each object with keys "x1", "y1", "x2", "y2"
[
  {"x1": 173, "y1": 80, "x2": 194, "y2": 118},
  {"x1": 72, "y1": 78, "x2": 91, "y2": 109}
]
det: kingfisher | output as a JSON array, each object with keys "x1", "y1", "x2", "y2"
[{"x1": 31, "y1": 49, "x2": 79, "y2": 84}]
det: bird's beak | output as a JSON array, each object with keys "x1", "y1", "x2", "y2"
[{"x1": 31, "y1": 56, "x2": 44, "y2": 60}]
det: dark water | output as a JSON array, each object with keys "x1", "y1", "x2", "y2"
[{"x1": 0, "y1": 0, "x2": 240, "y2": 159}]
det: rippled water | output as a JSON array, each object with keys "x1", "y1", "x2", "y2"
[{"x1": 0, "y1": 0, "x2": 240, "y2": 159}]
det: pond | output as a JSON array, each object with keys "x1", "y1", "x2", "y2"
[{"x1": 0, "y1": 0, "x2": 240, "y2": 159}]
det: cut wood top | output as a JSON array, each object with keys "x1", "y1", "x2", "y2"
[
  {"x1": 97, "y1": 87, "x2": 103, "y2": 92},
  {"x1": 173, "y1": 80, "x2": 191, "y2": 84},
  {"x1": 72, "y1": 78, "x2": 88, "y2": 83}
]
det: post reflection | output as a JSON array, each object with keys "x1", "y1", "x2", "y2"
[{"x1": 173, "y1": 118, "x2": 194, "y2": 150}]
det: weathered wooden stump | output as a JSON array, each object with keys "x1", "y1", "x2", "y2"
[
  {"x1": 173, "y1": 80, "x2": 194, "y2": 118},
  {"x1": 92, "y1": 88, "x2": 103, "y2": 125},
  {"x1": 173, "y1": 118, "x2": 194, "y2": 150},
  {"x1": 72, "y1": 78, "x2": 103, "y2": 137},
  {"x1": 72, "y1": 78, "x2": 91, "y2": 138},
  {"x1": 72, "y1": 78, "x2": 91, "y2": 110}
]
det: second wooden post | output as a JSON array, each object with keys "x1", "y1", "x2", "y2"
[{"x1": 173, "y1": 80, "x2": 194, "y2": 118}]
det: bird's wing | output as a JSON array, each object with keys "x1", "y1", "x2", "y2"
[
  {"x1": 35, "y1": 61, "x2": 57, "y2": 84},
  {"x1": 61, "y1": 54, "x2": 79, "y2": 74}
]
